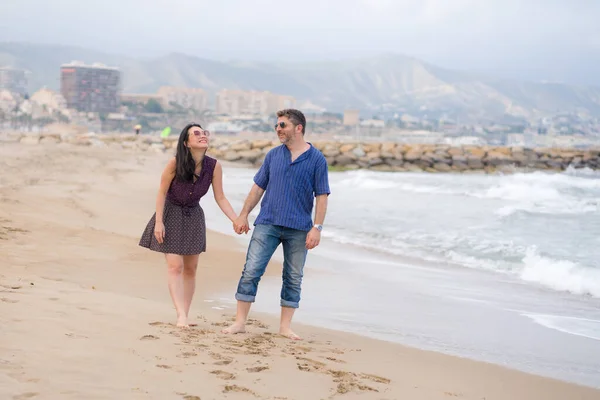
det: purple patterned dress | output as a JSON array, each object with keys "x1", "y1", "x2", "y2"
[{"x1": 139, "y1": 156, "x2": 217, "y2": 255}]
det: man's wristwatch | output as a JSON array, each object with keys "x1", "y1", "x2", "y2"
[{"x1": 314, "y1": 224, "x2": 323, "y2": 232}]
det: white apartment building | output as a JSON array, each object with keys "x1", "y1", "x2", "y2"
[
  {"x1": 215, "y1": 89, "x2": 296, "y2": 116},
  {"x1": 157, "y1": 86, "x2": 208, "y2": 111}
]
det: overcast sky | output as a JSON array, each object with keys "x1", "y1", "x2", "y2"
[{"x1": 1, "y1": 0, "x2": 599, "y2": 84}]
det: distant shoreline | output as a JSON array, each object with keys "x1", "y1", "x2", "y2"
[{"x1": 4, "y1": 129, "x2": 600, "y2": 174}]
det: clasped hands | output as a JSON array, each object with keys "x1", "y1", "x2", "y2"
[{"x1": 233, "y1": 214, "x2": 250, "y2": 235}]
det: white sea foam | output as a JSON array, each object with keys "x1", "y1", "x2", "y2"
[
  {"x1": 523, "y1": 313, "x2": 600, "y2": 341},
  {"x1": 322, "y1": 227, "x2": 600, "y2": 298},
  {"x1": 337, "y1": 169, "x2": 600, "y2": 216},
  {"x1": 520, "y1": 247, "x2": 600, "y2": 298}
]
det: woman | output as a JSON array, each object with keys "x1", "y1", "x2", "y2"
[{"x1": 139, "y1": 123, "x2": 237, "y2": 328}]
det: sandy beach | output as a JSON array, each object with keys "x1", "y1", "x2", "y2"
[{"x1": 1, "y1": 140, "x2": 599, "y2": 400}]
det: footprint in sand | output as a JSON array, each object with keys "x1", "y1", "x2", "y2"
[
  {"x1": 222, "y1": 385, "x2": 257, "y2": 397},
  {"x1": 177, "y1": 351, "x2": 198, "y2": 358},
  {"x1": 12, "y1": 393, "x2": 39, "y2": 400},
  {"x1": 246, "y1": 319, "x2": 269, "y2": 329},
  {"x1": 140, "y1": 335, "x2": 160, "y2": 341},
  {"x1": 294, "y1": 355, "x2": 390, "y2": 395},
  {"x1": 360, "y1": 373, "x2": 391, "y2": 384},
  {"x1": 209, "y1": 352, "x2": 231, "y2": 361},
  {"x1": 246, "y1": 365, "x2": 269, "y2": 373},
  {"x1": 65, "y1": 333, "x2": 88, "y2": 339},
  {"x1": 294, "y1": 345, "x2": 313, "y2": 352},
  {"x1": 1, "y1": 284, "x2": 22, "y2": 290},
  {"x1": 334, "y1": 370, "x2": 391, "y2": 394},
  {"x1": 214, "y1": 360, "x2": 232, "y2": 366},
  {"x1": 323, "y1": 356, "x2": 346, "y2": 364},
  {"x1": 1, "y1": 297, "x2": 18, "y2": 303},
  {"x1": 296, "y1": 359, "x2": 326, "y2": 372},
  {"x1": 335, "y1": 381, "x2": 378, "y2": 395},
  {"x1": 210, "y1": 370, "x2": 236, "y2": 380},
  {"x1": 175, "y1": 392, "x2": 201, "y2": 400}
]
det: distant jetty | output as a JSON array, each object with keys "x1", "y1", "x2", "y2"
[{"x1": 5, "y1": 131, "x2": 600, "y2": 173}]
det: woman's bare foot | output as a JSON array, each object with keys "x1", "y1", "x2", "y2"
[
  {"x1": 279, "y1": 329, "x2": 302, "y2": 340},
  {"x1": 176, "y1": 316, "x2": 189, "y2": 328},
  {"x1": 221, "y1": 323, "x2": 246, "y2": 334}
]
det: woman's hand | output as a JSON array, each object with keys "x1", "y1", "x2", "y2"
[{"x1": 154, "y1": 221, "x2": 165, "y2": 244}]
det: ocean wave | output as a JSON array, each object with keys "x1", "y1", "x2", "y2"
[
  {"x1": 469, "y1": 172, "x2": 600, "y2": 216},
  {"x1": 336, "y1": 171, "x2": 399, "y2": 190},
  {"x1": 322, "y1": 228, "x2": 600, "y2": 299},
  {"x1": 520, "y1": 247, "x2": 600, "y2": 298},
  {"x1": 334, "y1": 169, "x2": 600, "y2": 216}
]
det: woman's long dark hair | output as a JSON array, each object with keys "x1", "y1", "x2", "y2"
[{"x1": 175, "y1": 123, "x2": 204, "y2": 182}]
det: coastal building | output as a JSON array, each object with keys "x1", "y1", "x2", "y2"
[
  {"x1": 156, "y1": 86, "x2": 208, "y2": 111},
  {"x1": 215, "y1": 89, "x2": 296, "y2": 116},
  {"x1": 30, "y1": 87, "x2": 68, "y2": 114},
  {"x1": 0, "y1": 89, "x2": 18, "y2": 114},
  {"x1": 0, "y1": 67, "x2": 28, "y2": 96},
  {"x1": 60, "y1": 61, "x2": 121, "y2": 113},
  {"x1": 120, "y1": 93, "x2": 167, "y2": 108}
]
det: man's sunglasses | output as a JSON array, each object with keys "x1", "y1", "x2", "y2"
[
  {"x1": 192, "y1": 129, "x2": 210, "y2": 137},
  {"x1": 274, "y1": 121, "x2": 288, "y2": 130}
]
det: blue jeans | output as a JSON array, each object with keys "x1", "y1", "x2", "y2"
[{"x1": 235, "y1": 224, "x2": 308, "y2": 308}]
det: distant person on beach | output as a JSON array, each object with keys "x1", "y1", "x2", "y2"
[
  {"x1": 139, "y1": 123, "x2": 238, "y2": 328},
  {"x1": 222, "y1": 109, "x2": 330, "y2": 340}
]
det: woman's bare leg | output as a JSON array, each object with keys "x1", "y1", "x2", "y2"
[
  {"x1": 165, "y1": 254, "x2": 188, "y2": 327},
  {"x1": 182, "y1": 254, "x2": 199, "y2": 323}
]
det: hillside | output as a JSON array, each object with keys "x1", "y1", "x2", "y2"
[{"x1": 2, "y1": 42, "x2": 600, "y2": 120}]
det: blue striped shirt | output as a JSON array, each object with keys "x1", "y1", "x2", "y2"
[{"x1": 253, "y1": 143, "x2": 330, "y2": 231}]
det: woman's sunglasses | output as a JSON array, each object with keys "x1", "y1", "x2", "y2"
[{"x1": 192, "y1": 129, "x2": 210, "y2": 137}]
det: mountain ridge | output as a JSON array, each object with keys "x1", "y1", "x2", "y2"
[{"x1": 2, "y1": 42, "x2": 600, "y2": 120}]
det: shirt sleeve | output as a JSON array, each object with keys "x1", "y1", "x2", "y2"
[
  {"x1": 314, "y1": 155, "x2": 331, "y2": 196},
  {"x1": 253, "y1": 151, "x2": 271, "y2": 190}
]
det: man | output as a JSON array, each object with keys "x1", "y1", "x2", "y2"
[{"x1": 222, "y1": 109, "x2": 330, "y2": 340}]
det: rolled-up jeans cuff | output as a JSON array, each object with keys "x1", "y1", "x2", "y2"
[
  {"x1": 235, "y1": 293, "x2": 255, "y2": 303},
  {"x1": 280, "y1": 299, "x2": 299, "y2": 308}
]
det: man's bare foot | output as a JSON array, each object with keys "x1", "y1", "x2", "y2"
[
  {"x1": 176, "y1": 316, "x2": 189, "y2": 328},
  {"x1": 279, "y1": 329, "x2": 302, "y2": 340},
  {"x1": 221, "y1": 323, "x2": 246, "y2": 334}
]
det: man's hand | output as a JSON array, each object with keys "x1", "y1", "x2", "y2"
[
  {"x1": 233, "y1": 215, "x2": 250, "y2": 235},
  {"x1": 305, "y1": 227, "x2": 321, "y2": 249}
]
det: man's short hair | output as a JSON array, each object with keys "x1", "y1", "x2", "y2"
[{"x1": 277, "y1": 109, "x2": 306, "y2": 134}]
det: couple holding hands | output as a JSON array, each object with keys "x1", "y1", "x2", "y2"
[{"x1": 139, "y1": 109, "x2": 330, "y2": 340}]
